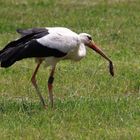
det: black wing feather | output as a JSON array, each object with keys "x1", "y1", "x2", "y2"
[
  {"x1": 17, "y1": 27, "x2": 49, "y2": 36},
  {"x1": 0, "y1": 27, "x2": 49, "y2": 54}
]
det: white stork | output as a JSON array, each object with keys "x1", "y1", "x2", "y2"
[{"x1": 0, "y1": 27, "x2": 114, "y2": 108}]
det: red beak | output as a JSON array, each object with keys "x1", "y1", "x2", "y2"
[{"x1": 88, "y1": 41, "x2": 114, "y2": 76}]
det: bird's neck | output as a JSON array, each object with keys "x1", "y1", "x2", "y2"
[{"x1": 78, "y1": 43, "x2": 86, "y2": 58}]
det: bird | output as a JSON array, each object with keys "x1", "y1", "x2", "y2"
[{"x1": 0, "y1": 27, "x2": 114, "y2": 108}]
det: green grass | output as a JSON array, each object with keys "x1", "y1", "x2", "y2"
[{"x1": 0, "y1": 0, "x2": 140, "y2": 139}]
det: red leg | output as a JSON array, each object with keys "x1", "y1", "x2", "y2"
[
  {"x1": 31, "y1": 60, "x2": 47, "y2": 108},
  {"x1": 48, "y1": 66, "x2": 55, "y2": 108}
]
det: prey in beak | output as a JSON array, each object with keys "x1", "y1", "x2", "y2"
[{"x1": 88, "y1": 41, "x2": 114, "y2": 76}]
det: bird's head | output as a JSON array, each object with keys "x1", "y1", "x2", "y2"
[{"x1": 79, "y1": 33, "x2": 114, "y2": 76}]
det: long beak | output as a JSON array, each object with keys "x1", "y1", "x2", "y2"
[{"x1": 88, "y1": 41, "x2": 114, "y2": 76}]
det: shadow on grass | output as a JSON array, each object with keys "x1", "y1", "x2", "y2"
[
  {"x1": 0, "y1": 96, "x2": 97, "y2": 115},
  {"x1": 0, "y1": 97, "x2": 44, "y2": 115},
  {"x1": 0, "y1": 97, "x2": 85, "y2": 114}
]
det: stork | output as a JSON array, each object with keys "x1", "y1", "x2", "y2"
[{"x1": 0, "y1": 27, "x2": 114, "y2": 108}]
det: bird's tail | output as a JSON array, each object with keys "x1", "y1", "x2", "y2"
[
  {"x1": 0, "y1": 46, "x2": 24, "y2": 68},
  {"x1": 0, "y1": 31, "x2": 37, "y2": 68},
  {"x1": 0, "y1": 27, "x2": 51, "y2": 68}
]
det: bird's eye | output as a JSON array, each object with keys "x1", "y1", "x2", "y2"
[{"x1": 87, "y1": 36, "x2": 92, "y2": 40}]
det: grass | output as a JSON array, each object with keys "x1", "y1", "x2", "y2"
[{"x1": 0, "y1": 0, "x2": 140, "y2": 139}]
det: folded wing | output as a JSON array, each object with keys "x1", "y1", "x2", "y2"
[{"x1": 0, "y1": 27, "x2": 67, "y2": 68}]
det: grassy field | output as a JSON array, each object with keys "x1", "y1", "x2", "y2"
[{"x1": 0, "y1": 0, "x2": 140, "y2": 139}]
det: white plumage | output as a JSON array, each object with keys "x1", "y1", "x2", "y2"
[{"x1": 38, "y1": 27, "x2": 81, "y2": 53}]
